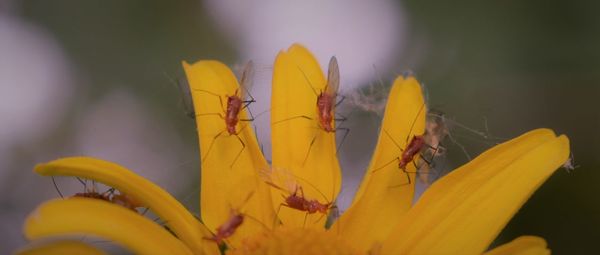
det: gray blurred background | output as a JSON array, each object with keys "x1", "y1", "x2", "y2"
[{"x1": 0, "y1": 0, "x2": 598, "y2": 254}]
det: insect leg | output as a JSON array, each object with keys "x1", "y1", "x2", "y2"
[
  {"x1": 76, "y1": 177, "x2": 86, "y2": 186},
  {"x1": 202, "y1": 130, "x2": 227, "y2": 164},
  {"x1": 297, "y1": 67, "x2": 319, "y2": 96},
  {"x1": 371, "y1": 157, "x2": 400, "y2": 174},
  {"x1": 383, "y1": 129, "x2": 404, "y2": 152},
  {"x1": 274, "y1": 203, "x2": 294, "y2": 228},
  {"x1": 272, "y1": 115, "x2": 313, "y2": 125},
  {"x1": 387, "y1": 168, "x2": 413, "y2": 188},
  {"x1": 238, "y1": 114, "x2": 255, "y2": 122},
  {"x1": 335, "y1": 94, "x2": 346, "y2": 107},
  {"x1": 51, "y1": 177, "x2": 64, "y2": 198},
  {"x1": 242, "y1": 213, "x2": 272, "y2": 231},
  {"x1": 335, "y1": 127, "x2": 351, "y2": 153},
  {"x1": 230, "y1": 133, "x2": 246, "y2": 168},
  {"x1": 195, "y1": 112, "x2": 225, "y2": 120},
  {"x1": 193, "y1": 89, "x2": 226, "y2": 113},
  {"x1": 405, "y1": 103, "x2": 426, "y2": 144},
  {"x1": 302, "y1": 134, "x2": 318, "y2": 166},
  {"x1": 303, "y1": 212, "x2": 309, "y2": 228},
  {"x1": 313, "y1": 211, "x2": 327, "y2": 225}
]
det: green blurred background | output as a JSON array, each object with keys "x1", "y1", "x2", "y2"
[{"x1": 1, "y1": 0, "x2": 598, "y2": 253}]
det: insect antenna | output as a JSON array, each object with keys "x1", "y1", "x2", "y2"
[
  {"x1": 297, "y1": 67, "x2": 319, "y2": 96},
  {"x1": 51, "y1": 176, "x2": 64, "y2": 198},
  {"x1": 76, "y1": 177, "x2": 86, "y2": 186},
  {"x1": 405, "y1": 103, "x2": 427, "y2": 143},
  {"x1": 163, "y1": 71, "x2": 195, "y2": 119}
]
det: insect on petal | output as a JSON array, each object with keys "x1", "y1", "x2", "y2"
[
  {"x1": 24, "y1": 199, "x2": 193, "y2": 255},
  {"x1": 183, "y1": 60, "x2": 274, "y2": 245},
  {"x1": 271, "y1": 44, "x2": 342, "y2": 228},
  {"x1": 381, "y1": 129, "x2": 569, "y2": 254},
  {"x1": 331, "y1": 75, "x2": 426, "y2": 252},
  {"x1": 34, "y1": 157, "x2": 218, "y2": 255}
]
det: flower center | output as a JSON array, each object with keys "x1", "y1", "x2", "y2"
[{"x1": 227, "y1": 227, "x2": 360, "y2": 255}]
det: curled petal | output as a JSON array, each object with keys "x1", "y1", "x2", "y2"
[
  {"x1": 381, "y1": 129, "x2": 570, "y2": 254},
  {"x1": 485, "y1": 236, "x2": 550, "y2": 255},
  {"x1": 271, "y1": 44, "x2": 341, "y2": 227},
  {"x1": 183, "y1": 60, "x2": 274, "y2": 245},
  {"x1": 15, "y1": 240, "x2": 107, "y2": 255},
  {"x1": 24, "y1": 199, "x2": 192, "y2": 255},
  {"x1": 331, "y1": 76, "x2": 425, "y2": 252},
  {"x1": 35, "y1": 157, "x2": 218, "y2": 255}
]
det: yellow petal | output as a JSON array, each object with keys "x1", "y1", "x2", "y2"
[
  {"x1": 331, "y1": 76, "x2": 425, "y2": 252},
  {"x1": 271, "y1": 44, "x2": 341, "y2": 228},
  {"x1": 34, "y1": 157, "x2": 218, "y2": 255},
  {"x1": 485, "y1": 236, "x2": 550, "y2": 255},
  {"x1": 381, "y1": 129, "x2": 570, "y2": 254},
  {"x1": 24, "y1": 198, "x2": 192, "y2": 255},
  {"x1": 15, "y1": 240, "x2": 107, "y2": 255},
  {"x1": 183, "y1": 60, "x2": 274, "y2": 245}
]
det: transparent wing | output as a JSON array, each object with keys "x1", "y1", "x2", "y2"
[
  {"x1": 258, "y1": 167, "x2": 298, "y2": 194},
  {"x1": 326, "y1": 56, "x2": 340, "y2": 97},
  {"x1": 239, "y1": 60, "x2": 255, "y2": 100}
]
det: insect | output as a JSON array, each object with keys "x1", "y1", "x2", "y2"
[
  {"x1": 273, "y1": 56, "x2": 349, "y2": 164},
  {"x1": 53, "y1": 177, "x2": 145, "y2": 213},
  {"x1": 193, "y1": 61, "x2": 256, "y2": 167},
  {"x1": 204, "y1": 191, "x2": 264, "y2": 246},
  {"x1": 261, "y1": 167, "x2": 336, "y2": 226},
  {"x1": 206, "y1": 209, "x2": 245, "y2": 245},
  {"x1": 65, "y1": 177, "x2": 113, "y2": 201},
  {"x1": 316, "y1": 56, "x2": 341, "y2": 132},
  {"x1": 372, "y1": 104, "x2": 439, "y2": 186},
  {"x1": 111, "y1": 192, "x2": 144, "y2": 212}
]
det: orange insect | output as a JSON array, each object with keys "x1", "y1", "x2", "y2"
[
  {"x1": 66, "y1": 178, "x2": 112, "y2": 201},
  {"x1": 273, "y1": 56, "x2": 349, "y2": 164},
  {"x1": 261, "y1": 168, "x2": 336, "y2": 226},
  {"x1": 204, "y1": 191, "x2": 263, "y2": 246},
  {"x1": 111, "y1": 192, "x2": 144, "y2": 212},
  {"x1": 206, "y1": 210, "x2": 245, "y2": 245},
  {"x1": 372, "y1": 104, "x2": 439, "y2": 185},
  {"x1": 316, "y1": 56, "x2": 341, "y2": 132},
  {"x1": 53, "y1": 177, "x2": 145, "y2": 213},
  {"x1": 193, "y1": 61, "x2": 256, "y2": 167},
  {"x1": 280, "y1": 185, "x2": 332, "y2": 214}
]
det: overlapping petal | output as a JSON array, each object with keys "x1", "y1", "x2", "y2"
[
  {"x1": 24, "y1": 199, "x2": 192, "y2": 255},
  {"x1": 270, "y1": 44, "x2": 342, "y2": 228},
  {"x1": 485, "y1": 236, "x2": 550, "y2": 255},
  {"x1": 381, "y1": 129, "x2": 569, "y2": 254},
  {"x1": 18, "y1": 43, "x2": 571, "y2": 255},
  {"x1": 15, "y1": 240, "x2": 107, "y2": 255},
  {"x1": 331, "y1": 76, "x2": 425, "y2": 252},
  {"x1": 183, "y1": 60, "x2": 275, "y2": 245},
  {"x1": 34, "y1": 157, "x2": 218, "y2": 255}
]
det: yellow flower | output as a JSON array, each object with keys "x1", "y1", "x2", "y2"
[{"x1": 17, "y1": 44, "x2": 570, "y2": 255}]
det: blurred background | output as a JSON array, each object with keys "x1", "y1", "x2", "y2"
[{"x1": 1, "y1": 0, "x2": 598, "y2": 253}]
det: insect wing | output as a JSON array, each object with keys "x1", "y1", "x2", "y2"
[
  {"x1": 177, "y1": 77, "x2": 195, "y2": 119},
  {"x1": 258, "y1": 167, "x2": 299, "y2": 195},
  {"x1": 326, "y1": 56, "x2": 340, "y2": 98},
  {"x1": 238, "y1": 60, "x2": 255, "y2": 101}
]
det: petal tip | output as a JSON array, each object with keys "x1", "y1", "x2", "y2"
[{"x1": 289, "y1": 43, "x2": 308, "y2": 51}]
